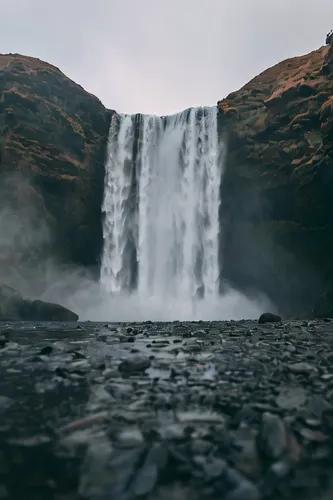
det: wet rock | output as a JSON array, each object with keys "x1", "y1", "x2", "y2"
[
  {"x1": 60, "y1": 412, "x2": 109, "y2": 434},
  {"x1": 288, "y1": 362, "x2": 315, "y2": 375},
  {"x1": 258, "y1": 313, "x2": 282, "y2": 324},
  {"x1": 307, "y1": 395, "x2": 333, "y2": 418},
  {"x1": 276, "y1": 385, "x2": 307, "y2": 410},
  {"x1": 225, "y1": 467, "x2": 260, "y2": 500},
  {"x1": 132, "y1": 444, "x2": 167, "y2": 496},
  {"x1": 72, "y1": 350, "x2": 86, "y2": 360},
  {"x1": 119, "y1": 356, "x2": 151, "y2": 373},
  {"x1": 258, "y1": 412, "x2": 288, "y2": 459},
  {"x1": 0, "y1": 335, "x2": 8, "y2": 348},
  {"x1": 2, "y1": 318, "x2": 333, "y2": 499},
  {"x1": 232, "y1": 425, "x2": 261, "y2": 478},
  {"x1": 298, "y1": 427, "x2": 329, "y2": 442},
  {"x1": 39, "y1": 345, "x2": 53, "y2": 356}
]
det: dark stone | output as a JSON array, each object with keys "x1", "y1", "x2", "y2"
[
  {"x1": 0, "y1": 335, "x2": 8, "y2": 348},
  {"x1": 0, "y1": 283, "x2": 25, "y2": 319},
  {"x1": 24, "y1": 299, "x2": 79, "y2": 322},
  {"x1": 258, "y1": 313, "x2": 282, "y2": 324},
  {"x1": 0, "y1": 283, "x2": 78, "y2": 321},
  {"x1": 119, "y1": 356, "x2": 151, "y2": 373},
  {"x1": 39, "y1": 345, "x2": 53, "y2": 356}
]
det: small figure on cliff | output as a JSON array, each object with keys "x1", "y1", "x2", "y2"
[{"x1": 326, "y1": 29, "x2": 333, "y2": 45}]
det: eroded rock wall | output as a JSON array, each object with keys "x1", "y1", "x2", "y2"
[
  {"x1": 0, "y1": 54, "x2": 112, "y2": 279},
  {"x1": 218, "y1": 41, "x2": 333, "y2": 316}
]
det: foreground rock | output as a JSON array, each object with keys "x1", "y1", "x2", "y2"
[
  {"x1": 0, "y1": 283, "x2": 78, "y2": 321},
  {"x1": 0, "y1": 319, "x2": 333, "y2": 499},
  {"x1": 258, "y1": 312, "x2": 282, "y2": 324}
]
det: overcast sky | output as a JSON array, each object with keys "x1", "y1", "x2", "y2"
[{"x1": 1, "y1": 0, "x2": 332, "y2": 115}]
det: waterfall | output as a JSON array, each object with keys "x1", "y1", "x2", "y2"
[{"x1": 101, "y1": 107, "x2": 224, "y2": 319}]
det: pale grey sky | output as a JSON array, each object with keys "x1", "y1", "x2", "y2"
[{"x1": 1, "y1": 0, "x2": 332, "y2": 115}]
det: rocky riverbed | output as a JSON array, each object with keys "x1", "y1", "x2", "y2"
[{"x1": 1, "y1": 318, "x2": 333, "y2": 499}]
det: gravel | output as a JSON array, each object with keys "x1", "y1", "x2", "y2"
[{"x1": 0, "y1": 318, "x2": 333, "y2": 499}]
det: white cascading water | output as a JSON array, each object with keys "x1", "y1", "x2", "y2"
[
  {"x1": 101, "y1": 114, "x2": 134, "y2": 293},
  {"x1": 101, "y1": 107, "x2": 225, "y2": 320}
]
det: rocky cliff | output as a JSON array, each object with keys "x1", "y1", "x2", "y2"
[
  {"x1": 0, "y1": 54, "x2": 111, "y2": 280},
  {"x1": 218, "y1": 40, "x2": 333, "y2": 316}
]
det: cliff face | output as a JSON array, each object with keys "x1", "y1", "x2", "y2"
[
  {"x1": 218, "y1": 41, "x2": 333, "y2": 316},
  {"x1": 0, "y1": 54, "x2": 111, "y2": 275}
]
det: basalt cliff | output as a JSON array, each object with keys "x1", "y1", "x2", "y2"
[
  {"x1": 218, "y1": 40, "x2": 333, "y2": 317},
  {"x1": 0, "y1": 54, "x2": 112, "y2": 278},
  {"x1": 0, "y1": 40, "x2": 332, "y2": 317}
]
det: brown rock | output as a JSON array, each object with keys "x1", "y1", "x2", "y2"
[
  {"x1": 0, "y1": 54, "x2": 112, "y2": 270},
  {"x1": 218, "y1": 44, "x2": 333, "y2": 317}
]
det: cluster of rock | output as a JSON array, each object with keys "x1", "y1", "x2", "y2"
[
  {"x1": 0, "y1": 283, "x2": 78, "y2": 321},
  {"x1": 1, "y1": 318, "x2": 333, "y2": 499}
]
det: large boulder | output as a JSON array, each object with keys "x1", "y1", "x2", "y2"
[
  {"x1": 0, "y1": 283, "x2": 25, "y2": 319},
  {"x1": 23, "y1": 300, "x2": 79, "y2": 322},
  {"x1": 0, "y1": 283, "x2": 78, "y2": 321}
]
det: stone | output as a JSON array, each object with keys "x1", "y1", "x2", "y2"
[
  {"x1": 224, "y1": 468, "x2": 260, "y2": 500},
  {"x1": 0, "y1": 283, "x2": 25, "y2": 319},
  {"x1": 258, "y1": 412, "x2": 288, "y2": 459},
  {"x1": 119, "y1": 356, "x2": 151, "y2": 373},
  {"x1": 276, "y1": 385, "x2": 307, "y2": 410},
  {"x1": 0, "y1": 335, "x2": 8, "y2": 348},
  {"x1": 258, "y1": 313, "x2": 282, "y2": 324},
  {"x1": 39, "y1": 345, "x2": 53, "y2": 356},
  {"x1": 0, "y1": 284, "x2": 78, "y2": 321},
  {"x1": 23, "y1": 299, "x2": 78, "y2": 322},
  {"x1": 307, "y1": 395, "x2": 333, "y2": 418},
  {"x1": 287, "y1": 362, "x2": 315, "y2": 375}
]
